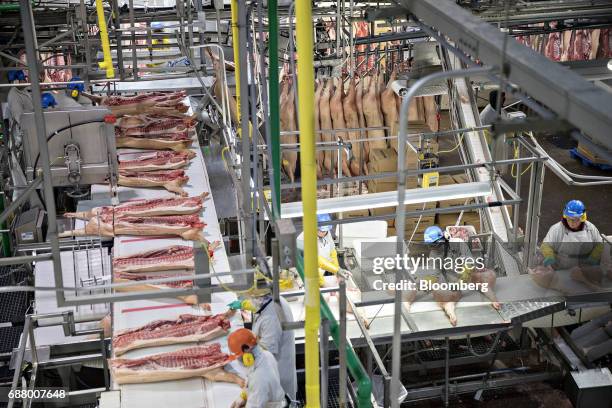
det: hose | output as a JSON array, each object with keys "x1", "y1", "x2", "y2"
[{"x1": 466, "y1": 331, "x2": 503, "y2": 357}]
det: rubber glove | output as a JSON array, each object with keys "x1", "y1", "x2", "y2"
[
  {"x1": 318, "y1": 255, "x2": 339, "y2": 274},
  {"x1": 543, "y1": 257, "x2": 555, "y2": 267},
  {"x1": 227, "y1": 300, "x2": 243, "y2": 310},
  {"x1": 318, "y1": 269, "x2": 326, "y2": 287}
]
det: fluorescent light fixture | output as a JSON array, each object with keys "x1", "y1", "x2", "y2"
[{"x1": 276, "y1": 182, "x2": 492, "y2": 219}]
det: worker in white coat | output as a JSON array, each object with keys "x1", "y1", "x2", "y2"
[
  {"x1": 296, "y1": 213, "x2": 340, "y2": 286},
  {"x1": 228, "y1": 290, "x2": 297, "y2": 401},
  {"x1": 541, "y1": 200, "x2": 603, "y2": 269},
  {"x1": 228, "y1": 328, "x2": 286, "y2": 408}
]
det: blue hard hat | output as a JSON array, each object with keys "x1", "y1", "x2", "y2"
[
  {"x1": 8, "y1": 70, "x2": 25, "y2": 82},
  {"x1": 67, "y1": 77, "x2": 85, "y2": 92},
  {"x1": 424, "y1": 226, "x2": 444, "y2": 243},
  {"x1": 563, "y1": 200, "x2": 586, "y2": 220},
  {"x1": 317, "y1": 213, "x2": 333, "y2": 232},
  {"x1": 41, "y1": 92, "x2": 57, "y2": 109}
]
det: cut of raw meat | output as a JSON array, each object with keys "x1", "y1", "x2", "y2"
[
  {"x1": 118, "y1": 170, "x2": 189, "y2": 196},
  {"x1": 58, "y1": 214, "x2": 206, "y2": 241},
  {"x1": 113, "y1": 242, "x2": 221, "y2": 274},
  {"x1": 116, "y1": 114, "x2": 196, "y2": 135},
  {"x1": 115, "y1": 131, "x2": 193, "y2": 152},
  {"x1": 111, "y1": 343, "x2": 243, "y2": 385},
  {"x1": 82, "y1": 91, "x2": 189, "y2": 117},
  {"x1": 119, "y1": 151, "x2": 195, "y2": 172},
  {"x1": 279, "y1": 76, "x2": 298, "y2": 183},
  {"x1": 113, "y1": 314, "x2": 230, "y2": 355},
  {"x1": 64, "y1": 194, "x2": 207, "y2": 220}
]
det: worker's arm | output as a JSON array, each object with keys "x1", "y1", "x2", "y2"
[
  {"x1": 318, "y1": 254, "x2": 339, "y2": 274},
  {"x1": 540, "y1": 243, "x2": 556, "y2": 266},
  {"x1": 540, "y1": 224, "x2": 561, "y2": 266}
]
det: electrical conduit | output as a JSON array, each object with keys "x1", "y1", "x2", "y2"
[
  {"x1": 296, "y1": 254, "x2": 372, "y2": 407},
  {"x1": 230, "y1": 0, "x2": 242, "y2": 136},
  {"x1": 95, "y1": 0, "x2": 115, "y2": 78}
]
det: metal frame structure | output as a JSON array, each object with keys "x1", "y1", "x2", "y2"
[{"x1": 2, "y1": 1, "x2": 612, "y2": 407}]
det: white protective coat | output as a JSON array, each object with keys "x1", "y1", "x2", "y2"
[
  {"x1": 542, "y1": 221, "x2": 603, "y2": 269},
  {"x1": 245, "y1": 347, "x2": 286, "y2": 408},
  {"x1": 252, "y1": 297, "x2": 297, "y2": 400},
  {"x1": 296, "y1": 230, "x2": 336, "y2": 261}
]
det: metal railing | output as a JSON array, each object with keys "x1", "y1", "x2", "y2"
[{"x1": 8, "y1": 311, "x2": 108, "y2": 408}]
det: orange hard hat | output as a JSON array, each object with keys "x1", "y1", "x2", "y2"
[{"x1": 227, "y1": 328, "x2": 257, "y2": 355}]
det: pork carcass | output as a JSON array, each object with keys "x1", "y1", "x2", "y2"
[
  {"x1": 113, "y1": 314, "x2": 230, "y2": 356},
  {"x1": 64, "y1": 194, "x2": 207, "y2": 220},
  {"x1": 573, "y1": 30, "x2": 591, "y2": 61},
  {"x1": 59, "y1": 214, "x2": 206, "y2": 241},
  {"x1": 209, "y1": 49, "x2": 239, "y2": 127},
  {"x1": 528, "y1": 265, "x2": 572, "y2": 294},
  {"x1": 115, "y1": 130, "x2": 193, "y2": 152},
  {"x1": 279, "y1": 77, "x2": 298, "y2": 183},
  {"x1": 362, "y1": 72, "x2": 388, "y2": 150},
  {"x1": 319, "y1": 79, "x2": 335, "y2": 176},
  {"x1": 469, "y1": 268, "x2": 500, "y2": 309},
  {"x1": 597, "y1": 28, "x2": 611, "y2": 58},
  {"x1": 113, "y1": 242, "x2": 221, "y2": 274},
  {"x1": 111, "y1": 343, "x2": 244, "y2": 386},
  {"x1": 330, "y1": 77, "x2": 352, "y2": 177},
  {"x1": 116, "y1": 114, "x2": 196, "y2": 135},
  {"x1": 118, "y1": 151, "x2": 195, "y2": 172},
  {"x1": 314, "y1": 80, "x2": 324, "y2": 178},
  {"x1": 82, "y1": 91, "x2": 189, "y2": 117},
  {"x1": 560, "y1": 30, "x2": 573, "y2": 61},
  {"x1": 433, "y1": 290, "x2": 462, "y2": 326},
  {"x1": 354, "y1": 76, "x2": 369, "y2": 162},
  {"x1": 544, "y1": 31, "x2": 562, "y2": 61},
  {"x1": 570, "y1": 266, "x2": 602, "y2": 292},
  {"x1": 114, "y1": 270, "x2": 198, "y2": 304},
  {"x1": 118, "y1": 170, "x2": 189, "y2": 196},
  {"x1": 380, "y1": 68, "x2": 399, "y2": 151},
  {"x1": 342, "y1": 76, "x2": 363, "y2": 176},
  {"x1": 590, "y1": 29, "x2": 601, "y2": 60}
]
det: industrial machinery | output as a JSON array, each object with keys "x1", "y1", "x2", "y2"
[{"x1": 0, "y1": 0, "x2": 611, "y2": 407}]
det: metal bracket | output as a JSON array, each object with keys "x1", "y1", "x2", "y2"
[
  {"x1": 276, "y1": 218, "x2": 297, "y2": 269},
  {"x1": 64, "y1": 143, "x2": 82, "y2": 185}
]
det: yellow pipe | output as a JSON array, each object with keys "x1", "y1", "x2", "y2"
[
  {"x1": 230, "y1": 0, "x2": 241, "y2": 136},
  {"x1": 95, "y1": 0, "x2": 115, "y2": 79},
  {"x1": 295, "y1": 0, "x2": 320, "y2": 406}
]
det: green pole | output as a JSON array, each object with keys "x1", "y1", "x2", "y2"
[
  {"x1": 267, "y1": 0, "x2": 281, "y2": 219},
  {"x1": 296, "y1": 253, "x2": 373, "y2": 407}
]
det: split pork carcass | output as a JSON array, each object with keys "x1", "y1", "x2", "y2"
[
  {"x1": 314, "y1": 80, "x2": 324, "y2": 178},
  {"x1": 58, "y1": 214, "x2": 206, "y2": 241},
  {"x1": 113, "y1": 270, "x2": 198, "y2": 304},
  {"x1": 279, "y1": 76, "x2": 298, "y2": 183},
  {"x1": 118, "y1": 151, "x2": 195, "y2": 172},
  {"x1": 380, "y1": 68, "x2": 399, "y2": 152},
  {"x1": 354, "y1": 76, "x2": 369, "y2": 162},
  {"x1": 113, "y1": 242, "x2": 221, "y2": 274},
  {"x1": 209, "y1": 49, "x2": 239, "y2": 127},
  {"x1": 82, "y1": 91, "x2": 189, "y2": 117},
  {"x1": 319, "y1": 79, "x2": 335, "y2": 176},
  {"x1": 115, "y1": 129, "x2": 193, "y2": 151},
  {"x1": 116, "y1": 114, "x2": 197, "y2": 132},
  {"x1": 342, "y1": 76, "x2": 364, "y2": 176},
  {"x1": 118, "y1": 170, "x2": 190, "y2": 196},
  {"x1": 64, "y1": 194, "x2": 207, "y2": 220},
  {"x1": 111, "y1": 343, "x2": 244, "y2": 386},
  {"x1": 113, "y1": 313, "x2": 231, "y2": 356},
  {"x1": 570, "y1": 266, "x2": 602, "y2": 292},
  {"x1": 330, "y1": 77, "x2": 352, "y2": 177},
  {"x1": 362, "y1": 72, "x2": 388, "y2": 150},
  {"x1": 468, "y1": 268, "x2": 500, "y2": 309},
  {"x1": 433, "y1": 290, "x2": 462, "y2": 326}
]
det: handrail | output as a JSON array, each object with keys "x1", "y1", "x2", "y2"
[{"x1": 295, "y1": 254, "x2": 372, "y2": 407}]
